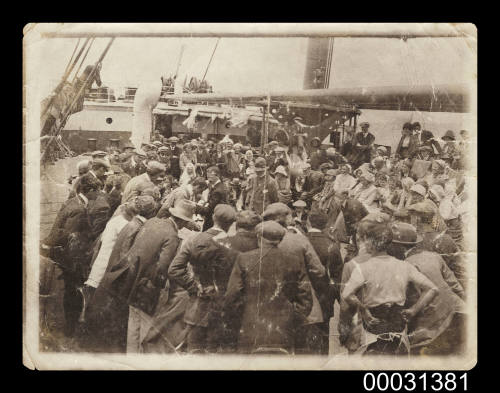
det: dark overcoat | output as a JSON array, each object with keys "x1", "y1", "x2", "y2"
[
  {"x1": 306, "y1": 232, "x2": 344, "y2": 320},
  {"x1": 121, "y1": 217, "x2": 181, "y2": 316},
  {"x1": 224, "y1": 245, "x2": 313, "y2": 354},
  {"x1": 82, "y1": 215, "x2": 147, "y2": 352}
]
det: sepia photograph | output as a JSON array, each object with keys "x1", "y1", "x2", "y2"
[{"x1": 23, "y1": 23, "x2": 477, "y2": 370}]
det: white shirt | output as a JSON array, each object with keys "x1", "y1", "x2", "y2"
[{"x1": 85, "y1": 214, "x2": 129, "y2": 288}]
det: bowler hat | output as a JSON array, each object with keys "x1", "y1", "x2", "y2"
[
  {"x1": 390, "y1": 222, "x2": 423, "y2": 245},
  {"x1": 169, "y1": 199, "x2": 195, "y2": 222},
  {"x1": 442, "y1": 130, "x2": 456, "y2": 141},
  {"x1": 255, "y1": 221, "x2": 286, "y2": 243}
]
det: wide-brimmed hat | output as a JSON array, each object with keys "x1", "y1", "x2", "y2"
[
  {"x1": 92, "y1": 150, "x2": 107, "y2": 158},
  {"x1": 442, "y1": 130, "x2": 456, "y2": 141},
  {"x1": 168, "y1": 199, "x2": 195, "y2": 222},
  {"x1": 390, "y1": 222, "x2": 423, "y2": 245}
]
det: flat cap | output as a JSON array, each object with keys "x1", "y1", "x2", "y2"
[
  {"x1": 146, "y1": 161, "x2": 166, "y2": 173},
  {"x1": 158, "y1": 146, "x2": 170, "y2": 152},
  {"x1": 360, "y1": 122, "x2": 370, "y2": 128},
  {"x1": 213, "y1": 204, "x2": 237, "y2": 224},
  {"x1": 263, "y1": 202, "x2": 291, "y2": 220},
  {"x1": 168, "y1": 136, "x2": 179, "y2": 143},
  {"x1": 133, "y1": 195, "x2": 157, "y2": 217},
  {"x1": 236, "y1": 210, "x2": 262, "y2": 230},
  {"x1": 255, "y1": 220, "x2": 286, "y2": 242},
  {"x1": 325, "y1": 169, "x2": 337, "y2": 176},
  {"x1": 152, "y1": 141, "x2": 163, "y2": 147},
  {"x1": 390, "y1": 222, "x2": 423, "y2": 245},
  {"x1": 269, "y1": 141, "x2": 279, "y2": 146}
]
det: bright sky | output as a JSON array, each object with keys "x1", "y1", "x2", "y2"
[{"x1": 31, "y1": 36, "x2": 475, "y2": 100}]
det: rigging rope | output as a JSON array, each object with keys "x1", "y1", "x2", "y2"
[
  {"x1": 201, "y1": 38, "x2": 220, "y2": 83},
  {"x1": 63, "y1": 38, "x2": 81, "y2": 76}
]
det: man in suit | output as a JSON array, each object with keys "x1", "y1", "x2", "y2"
[
  {"x1": 122, "y1": 199, "x2": 195, "y2": 352},
  {"x1": 304, "y1": 210, "x2": 344, "y2": 354},
  {"x1": 224, "y1": 221, "x2": 313, "y2": 354},
  {"x1": 351, "y1": 122, "x2": 376, "y2": 168},
  {"x1": 168, "y1": 204, "x2": 237, "y2": 353},
  {"x1": 79, "y1": 195, "x2": 157, "y2": 352},
  {"x1": 121, "y1": 161, "x2": 165, "y2": 204},
  {"x1": 41, "y1": 174, "x2": 102, "y2": 336},
  {"x1": 198, "y1": 166, "x2": 228, "y2": 231},
  {"x1": 244, "y1": 157, "x2": 279, "y2": 215}
]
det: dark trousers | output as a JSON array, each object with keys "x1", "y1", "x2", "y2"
[
  {"x1": 295, "y1": 322, "x2": 330, "y2": 355},
  {"x1": 363, "y1": 304, "x2": 409, "y2": 356},
  {"x1": 186, "y1": 311, "x2": 236, "y2": 353},
  {"x1": 62, "y1": 272, "x2": 83, "y2": 337}
]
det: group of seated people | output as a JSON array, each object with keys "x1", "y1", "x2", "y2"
[{"x1": 40, "y1": 120, "x2": 472, "y2": 356}]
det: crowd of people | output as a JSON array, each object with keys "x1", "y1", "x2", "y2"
[{"x1": 41, "y1": 120, "x2": 472, "y2": 356}]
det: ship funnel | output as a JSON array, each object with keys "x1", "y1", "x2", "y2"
[{"x1": 131, "y1": 78, "x2": 162, "y2": 149}]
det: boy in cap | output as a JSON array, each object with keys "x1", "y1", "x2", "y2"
[{"x1": 224, "y1": 220, "x2": 312, "y2": 354}]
